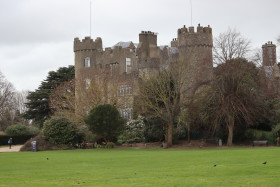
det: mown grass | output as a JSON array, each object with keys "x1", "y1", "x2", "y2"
[{"x1": 0, "y1": 147, "x2": 279, "y2": 186}]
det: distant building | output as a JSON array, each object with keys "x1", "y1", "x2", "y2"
[{"x1": 262, "y1": 41, "x2": 280, "y2": 97}]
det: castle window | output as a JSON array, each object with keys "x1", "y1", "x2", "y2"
[
  {"x1": 126, "y1": 58, "x2": 131, "y2": 72},
  {"x1": 118, "y1": 85, "x2": 133, "y2": 96},
  {"x1": 119, "y1": 108, "x2": 132, "y2": 120},
  {"x1": 84, "y1": 57, "x2": 91, "y2": 67}
]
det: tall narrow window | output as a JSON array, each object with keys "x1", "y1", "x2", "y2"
[
  {"x1": 85, "y1": 57, "x2": 91, "y2": 67},
  {"x1": 126, "y1": 58, "x2": 131, "y2": 72}
]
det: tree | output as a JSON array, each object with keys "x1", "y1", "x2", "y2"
[
  {"x1": 250, "y1": 48, "x2": 263, "y2": 67},
  {"x1": 0, "y1": 71, "x2": 15, "y2": 119},
  {"x1": 84, "y1": 104, "x2": 125, "y2": 143},
  {"x1": 0, "y1": 71, "x2": 16, "y2": 130},
  {"x1": 213, "y1": 28, "x2": 251, "y2": 64},
  {"x1": 23, "y1": 66, "x2": 74, "y2": 128},
  {"x1": 136, "y1": 70, "x2": 180, "y2": 148},
  {"x1": 202, "y1": 58, "x2": 266, "y2": 146}
]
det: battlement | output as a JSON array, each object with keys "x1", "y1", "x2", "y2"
[
  {"x1": 178, "y1": 24, "x2": 212, "y2": 35},
  {"x1": 74, "y1": 37, "x2": 103, "y2": 52},
  {"x1": 262, "y1": 41, "x2": 276, "y2": 48},
  {"x1": 176, "y1": 24, "x2": 213, "y2": 47}
]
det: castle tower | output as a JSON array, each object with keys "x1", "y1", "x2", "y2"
[
  {"x1": 173, "y1": 24, "x2": 213, "y2": 90},
  {"x1": 73, "y1": 36, "x2": 103, "y2": 80},
  {"x1": 262, "y1": 41, "x2": 277, "y2": 67}
]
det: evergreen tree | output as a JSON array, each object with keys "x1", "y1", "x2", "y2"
[{"x1": 23, "y1": 66, "x2": 74, "y2": 128}]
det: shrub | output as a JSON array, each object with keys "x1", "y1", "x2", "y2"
[
  {"x1": 105, "y1": 142, "x2": 115, "y2": 149},
  {"x1": 122, "y1": 116, "x2": 145, "y2": 143},
  {"x1": 85, "y1": 104, "x2": 125, "y2": 143},
  {"x1": 42, "y1": 117, "x2": 79, "y2": 146},
  {"x1": 5, "y1": 124, "x2": 40, "y2": 136},
  {"x1": 78, "y1": 125, "x2": 96, "y2": 143}
]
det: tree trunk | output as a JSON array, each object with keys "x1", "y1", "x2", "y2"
[
  {"x1": 227, "y1": 116, "x2": 234, "y2": 146},
  {"x1": 166, "y1": 121, "x2": 173, "y2": 148}
]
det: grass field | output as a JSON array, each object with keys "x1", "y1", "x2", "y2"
[{"x1": 0, "y1": 147, "x2": 279, "y2": 186}]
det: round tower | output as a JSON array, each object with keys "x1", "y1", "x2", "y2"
[{"x1": 175, "y1": 24, "x2": 213, "y2": 88}]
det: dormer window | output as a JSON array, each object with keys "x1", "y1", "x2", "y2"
[{"x1": 84, "y1": 57, "x2": 91, "y2": 67}]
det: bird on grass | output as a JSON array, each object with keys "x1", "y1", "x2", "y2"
[
  {"x1": 262, "y1": 161, "x2": 267, "y2": 165},
  {"x1": 46, "y1": 158, "x2": 49, "y2": 160},
  {"x1": 213, "y1": 164, "x2": 217, "y2": 167}
]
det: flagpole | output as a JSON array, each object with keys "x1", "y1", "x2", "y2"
[
  {"x1": 190, "y1": 0, "x2": 192, "y2": 26},
  {"x1": 90, "y1": 0, "x2": 92, "y2": 37}
]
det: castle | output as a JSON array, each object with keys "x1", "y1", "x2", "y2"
[{"x1": 74, "y1": 24, "x2": 213, "y2": 119}]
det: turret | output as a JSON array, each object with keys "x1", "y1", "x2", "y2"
[
  {"x1": 137, "y1": 31, "x2": 158, "y2": 59},
  {"x1": 73, "y1": 37, "x2": 103, "y2": 81},
  {"x1": 262, "y1": 41, "x2": 277, "y2": 67}
]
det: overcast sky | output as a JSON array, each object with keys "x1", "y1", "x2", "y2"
[{"x1": 0, "y1": 0, "x2": 279, "y2": 91}]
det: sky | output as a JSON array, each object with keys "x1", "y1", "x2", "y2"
[{"x1": 0, "y1": 0, "x2": 279, "y2": 91}]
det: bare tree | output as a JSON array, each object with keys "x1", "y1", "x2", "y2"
[
  {"x1": 14, "y1": 90, "x2": 29, "y2": 114},
  {"x1": 0, "y1": 71, "x2": 15, "y2": 119},
  {"x1": 136, "y1": 70, "x2": 180, "y2": 148},
  {"x1": 250, "y1": 48, "x2": 263, "y2": 67},
  {"x1": 213, "y1": 28, "x2": 251, "y2": 64},
  {"x1": 49, "y1": 68, "x2": 127, "y2": 125}
]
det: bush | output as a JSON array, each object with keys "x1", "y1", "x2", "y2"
[
  {"x1": 78, "y1": 125, "x2": 96, "y2": 143},
  {"x1": 5, "y1": 124, "x2": 40, "y2": 136},
  {"x1": 85, "y1": 104, "x2": 125, "y2": 142},
  {"x1": 42, "y1": 117, "x2": 79, "y2": 146},
  {"x1": 105, "y1": 142, "x2": 115, "y2": 149},
  {"x1": 122, "y1": 116, "x2": 145, "y2": 143}
]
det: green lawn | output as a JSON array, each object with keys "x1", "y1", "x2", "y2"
[{"x1": 0, "y1": 147, "x2": 279, "y2": 186}]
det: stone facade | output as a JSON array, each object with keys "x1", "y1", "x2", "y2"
[{"x1": 74, "y1": 25, "x2": 213, "y2": 119}]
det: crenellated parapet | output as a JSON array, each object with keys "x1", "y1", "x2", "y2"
[
  {"x1": 176, "y1": 24, "x2": 213, "y2": 47},
  {"x1": 74, "y1": 37, "x2": 103, "y2": 52}
]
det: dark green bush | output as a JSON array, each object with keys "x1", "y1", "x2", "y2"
[
  {"x1": 42, "y1": 117, "x2": 79, "y2": 146},
  {"x1": 5, "y1": 124, "x2": 40, "y2": 136},
  {"x1": 85, "y1": 104, "x2": 125, "y2": 142}
]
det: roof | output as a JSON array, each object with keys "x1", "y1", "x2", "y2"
[{"x1": 113, "y1": 41, "x2": 135, "y2": 49}]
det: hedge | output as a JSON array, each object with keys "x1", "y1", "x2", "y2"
[{"x1": 0, "y1": 135, "x2": 34, "y2": 145}]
